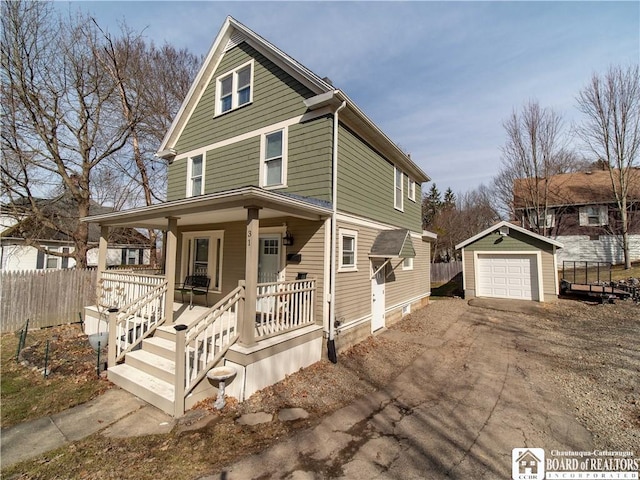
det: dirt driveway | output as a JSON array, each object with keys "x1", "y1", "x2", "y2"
[{"x1": 203, "y1": 297, "x2": 639, "y2": 479}]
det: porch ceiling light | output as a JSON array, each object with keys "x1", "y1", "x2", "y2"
[{"x1": 283, "y1": 230, "x2": 294, "y2": 246}]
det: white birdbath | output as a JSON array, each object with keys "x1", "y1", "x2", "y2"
[{"x1": 206, "y1": 366, "x2": 237, "y2": 410}]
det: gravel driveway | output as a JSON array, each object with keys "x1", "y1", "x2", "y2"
[{"x1": 203, "y1": 296, "x2": 640, "y2": 479}]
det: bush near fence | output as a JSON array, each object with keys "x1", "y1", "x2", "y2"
[
  {"x1": 430, "y1": 261, "x2": 463, "y2": 284},
  {"x1": 0, "y1": 269, "x2": 98, "y2": 333}
]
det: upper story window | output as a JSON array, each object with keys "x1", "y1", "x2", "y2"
[
  {"x1": 579, "y1": 205, "x2": 608, "y2": 226},
  {"x1": 407, "y1": 177, "x2": 416, "y2": 202},
  {"x1": 187, "y1": 154, "x2": 204, "y2": 197},
  {"x1": 402, "y1": 256, "x2": 414, "y2": 270},
  {"x1": 215, "y1": 60, "x2": 254, "y2": 116},
  {"x1": 394, "y1": 166, "x2": 404, "y2": 211},
  {"x1": 338, "y1": 229, "x2": 358, "y2": 272},
  {"x1": 528, "y1": 209, "x2": 555, "y2": 229},
  {"x1": 260, "y1": 128, "x2": 288, "y2": 188}
]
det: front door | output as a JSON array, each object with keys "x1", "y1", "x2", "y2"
[
  {"x1": 371, "y1": 260, "x2": 386, "y2": 332},
  {"x1": 257, "y1": 235, "x2": 281, "y2": 313}
]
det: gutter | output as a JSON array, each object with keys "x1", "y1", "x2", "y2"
[{"x1": 328, "y1": 98, "x2": 347, "y2": 363}]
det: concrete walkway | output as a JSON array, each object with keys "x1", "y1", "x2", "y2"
[{"x1": 0, "y1": 388, "x2": 174, "y2": 468}]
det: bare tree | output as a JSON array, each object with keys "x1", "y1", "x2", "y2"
[
  {"x1": 496, "y1": 101, "x2": 577, "y2": 234},
  {"x1": 1, "y1": 1, "x2": 133, "y2": 267},
  {"x1": 576, "y1": 65, "x2": 640, "y2": 269}
]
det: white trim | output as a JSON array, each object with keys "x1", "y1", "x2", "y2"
[
  {"x1": 461, "y1": 248, "x2": 467, "y2": 291},
  {"x1": 172, "y1": 108, "x2": 331, "y2": 166},
  {"x1": 180, "y1": 230, "x2": 225, "y2": 292},
  {"x1": 259, "y1": 127, "x2": 288, "y2": 189},
  {"x1": 473, "y1": 251, "x2": 544, "y2": 302},
  {"x1": 335, "y1": 211, "x2": 422, "y2": 236},
  {"x1": 186, "y1": 153, "x2": 205, "y2": 197},
  {"x1": 214, "y1": 59, "x2": 255, "y2": 117},
  {"x1": 553, "y1": 246, "x2": 560, "y2": 295},
  {"x1": 408, "y1": 178, "x2": 416, "y2": 202},
  {"x1": 394, "y1": 166, "x2": 404, "y2": 212},
  {"x1": 338, "y1": 228, "x2": 358, "y2": 272},
  {"x1": 455, "y1": 220, "x2": 564, "y2": 250}
]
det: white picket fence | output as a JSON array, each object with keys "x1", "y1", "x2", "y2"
[{"x1": 0, "y1": 269, "x2": 98, "y2": 333}]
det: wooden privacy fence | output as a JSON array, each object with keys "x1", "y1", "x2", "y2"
[
  {"x1": 0, "y1": 269, "x2": 98, "y2": 333},
  {"x1": 430, "y1": 261, "x2": 463, "y2": 284}
]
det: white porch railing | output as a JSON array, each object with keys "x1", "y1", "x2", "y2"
[
  {"x1": 108, "y1": 280, "x2": 168, "y2": 365},
  {"x1": 256, "y1": 278, "x2": 316, "y2": 339},
  {"x1": 99, "y1": 271, "x2": 166, "y2": 309},
  {"x1": 174, "y1": 284, "x2": 243, "y2": 416}
]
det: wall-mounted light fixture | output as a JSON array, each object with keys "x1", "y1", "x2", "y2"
[{"x1": 283, "y1": 230, "x2": 294, "y2": 246}]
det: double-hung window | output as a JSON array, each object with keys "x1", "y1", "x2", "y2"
[
  {"x1": 338, "y1": 229, "x2": 358, "y2": 272},
  {"x1": 260, "y1": 128, "x2": 287, "y2": 188},
  {"x1": 215, "y1": 60, "x2": 254, "y2": 115},
  {"x1": 182, "y1": 231, "x2": 224, "y2": 292},
  {"x1": 394, "y1": 166, "x2": 404, "y2": 211},
  {"x1": 407, "y1": 178, "x2": 416, "y2": 202},
  {"x1": 579, "y1": 205, "x2": 608, "y2": 227},
  {"x1": 187, "y1": 154, "x2": 204, "y2": 197}
]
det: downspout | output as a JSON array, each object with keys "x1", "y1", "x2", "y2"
[{"x1": 328, "y1": 98, "x2": 347, "y2": 363}]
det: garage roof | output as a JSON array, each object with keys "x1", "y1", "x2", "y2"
[{"x1": 455, "y1": 221, "x2": 564, "y2": 250}]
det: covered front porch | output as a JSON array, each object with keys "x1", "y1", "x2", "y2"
[{"x1": 82, "y1": 187, "x2": 332, "y2": 416}]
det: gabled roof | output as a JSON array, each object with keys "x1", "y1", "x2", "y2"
[
  {"x1": 369, "y1": 229, "x2": 416, "y2": 258},
  {"x1": 513, "y1": 168, "x2": 640, "y2": 208},
  {"x1": 157, "y1": 16, "x2": 429, "y2": 183},
  {"x1": 455, "y1": 221, "x2": 563, "y2": 250}
]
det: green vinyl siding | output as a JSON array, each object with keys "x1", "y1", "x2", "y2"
[
  {"x1": 175, "y1": 42, "x2": 314, "y2": 154},
  {"x1": 337, "y1": 125, "x2": 422, "y2": 231},
  {"x1": 204, "y1": 138, "x2": 260, "y2": 194},
  {"x1": 286, "y1": 117, "x2": 332, "y2": 202},
  {"x1": 464, "y1": 229, "x2": 553, "y2": 253},
  {"x1": 167, "y1": 158, "x2": 187, "y2": 201}
]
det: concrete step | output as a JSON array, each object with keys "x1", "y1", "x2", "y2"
[
  {"x1": 155, "y1": 325, "x2": 178, "y2": 342},
  {"x1": 125, "y1": 349, "x2": 175, "y2": 383},
  {"x1": 142, "y1": 336, "x2": 175, "y2": 360},
  {"x1": 108, "y1": 364, "x2": 175, "y2": 416}
]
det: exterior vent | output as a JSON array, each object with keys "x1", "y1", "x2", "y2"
[
  {"x1": 322, "y1": 76, "x2": 333, "y2": 86},
  {"x1": 225, "y1": 31, "x2": 246, "y2": 51}
]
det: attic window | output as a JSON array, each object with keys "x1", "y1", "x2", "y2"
[{"x1": 215, "y1": 60, "x2": 254, "y2": 116}]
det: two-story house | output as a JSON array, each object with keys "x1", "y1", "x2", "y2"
[
  {"x1": 82, "y1": 17, "x2": 432, "y2": 416},
  {"x1": 1, "y1": 195, "x2": 151, "y2": 271},
  {"x1": 513, "y1": 168, "x2": 640, "y2": 265}
]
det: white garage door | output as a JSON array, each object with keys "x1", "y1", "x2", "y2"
[{"x1": 476, "y1": 254, "x2": 538, "y2": 301}]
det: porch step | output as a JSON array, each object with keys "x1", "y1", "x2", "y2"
[
  {"x1": 125, "y1": 350, "x2": 175, "y2": 383},
  {"x1": 142, "y1": 336, "x2": 175, "y2": 360},
  {"x1": 108, "y1": 364, "x2": 175, "y2": 416}
]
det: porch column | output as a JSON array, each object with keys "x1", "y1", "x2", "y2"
[
  {"x1": 240, "y1": 206, "x2": 261, "y2": 347},
  {"x1": 164, "y1": 217, "x2": 178, "y2": 325},
  {"x1": 97, "y1": 225, "x2": 109, "y2": 301}
]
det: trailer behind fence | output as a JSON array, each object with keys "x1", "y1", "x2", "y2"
[{"x1": 0, "y1": 269, "x2": 98, "y2": 333}]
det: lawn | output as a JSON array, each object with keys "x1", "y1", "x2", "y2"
[{"x1": 1, "y1": 324, "x2": 110, "y2": 428}]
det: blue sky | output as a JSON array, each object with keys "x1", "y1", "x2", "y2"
[{"x1": 56, "y1": 1, "x2": 639, "y2": 197}]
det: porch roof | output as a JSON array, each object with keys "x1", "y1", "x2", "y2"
[{"x1": 81, "y1": 187, "x2": 333, "y2": 229}]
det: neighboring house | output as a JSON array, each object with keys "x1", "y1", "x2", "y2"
[
  {"x1": 0, "y1": 196, "x2": 151, "y2": 271},
  {"x1": 81, "y1": 17, "x2": 433, "y2": 416},
  {"x1": 513, "y1": 169, "x2": 640, "y2": 265},
  {"x1": 456, "y1": 221, "x2": 562, "y2": 302}
]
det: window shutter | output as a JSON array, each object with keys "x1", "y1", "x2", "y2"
[
  {"x1": 138, "y1": 249, "x2": 143, "y2": 265},
  {"x1": 600, "y1": 206, "x2": 608, "y2": 226},
  {"x1": 62, "y1": 247, "x2": 69, "y2": 268},
  {"x1": 121, "y1": 249, "x2": 127, "y2": 265},
  {"x1": 578, "y1": 208, "x2": 588, "y2": 226},
  {"x1": 36, "y1": 249, "x2": 45, "y2": 269}
]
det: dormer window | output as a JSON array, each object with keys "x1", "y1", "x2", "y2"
[{"x1": 215, "y1": 60, "x2": 254, "y2": 116}]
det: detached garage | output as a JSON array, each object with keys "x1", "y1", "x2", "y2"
[{"x1": 456, "y1": 221, "x2": 563, "y2": 302}]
